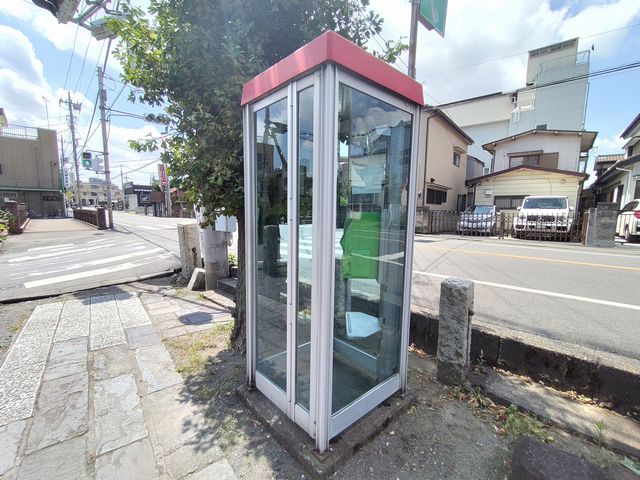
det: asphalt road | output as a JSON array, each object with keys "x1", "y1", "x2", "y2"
[
  {"x1": 3, "y1": 213, "x2": 639, "y2": 361},
  {"x1": 411, "y1": 236, "x2": 640, "y2": 361},
  {"x1": 0, "y1": 212, "x2": 194, "y2": 302}
]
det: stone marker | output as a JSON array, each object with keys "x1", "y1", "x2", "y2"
[
  {"x1": 186, "y1": 268, "x2": 206, "y2": 291},
  {"x1": 436, "y1": 277, "x2": 474, "y2": 385}
]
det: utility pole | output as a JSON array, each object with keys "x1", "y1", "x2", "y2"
[
  {"x1": 97, "y1": 66, "x2": 114, "y2": 229},
  {"x1": 408, "y1": 0, "x2": 420, "y2": 79},
  {"x1": 59, "y1": 135, "x2": 66, "y2": 216},
  {"x1": 63, "y1": 92, "x2": 82, "y2": 209}
]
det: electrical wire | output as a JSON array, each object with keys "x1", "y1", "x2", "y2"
[
  {"x1": 416, "y1": 22, "x2": 640, "y2": 81},
  {"x1": 73, "y1": 35, "x2": 93, "y2": 94},
  {"x1": 63, "y1": 23, "x2": 81, "y2": 91}
]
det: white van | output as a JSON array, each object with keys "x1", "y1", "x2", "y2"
[{"x1": 514, "y1": 196, "x2": 574, "y2": 239}]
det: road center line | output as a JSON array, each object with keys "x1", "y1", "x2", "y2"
[
  {"x1": 424, "y1": 247, "x2": 640, "y2": 272},
  {"x1": 414, "y1": 271, "x2": 640, "y2": 311}
]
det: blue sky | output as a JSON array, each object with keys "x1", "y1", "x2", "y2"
[{"x1": 1, "y1": 0, "x2": 639, "y2": 184}]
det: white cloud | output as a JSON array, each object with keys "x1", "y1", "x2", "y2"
[
  {"x1": 593, "y1": 132, "x2": 625, "y2": 154},
  {"x1": 0, "y1": 26, "x2": 52, "y2": 125},
  {"x1": 370, "y1": 0, "x2": 640, "y2": 104}
]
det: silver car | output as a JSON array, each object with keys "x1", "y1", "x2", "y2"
[{"x1": 457, "y1": 205, "x2": 499, "y2": 235}]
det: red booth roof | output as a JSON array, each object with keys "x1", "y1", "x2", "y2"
[{"x1": 241, "y1": 31, "x2": 425, "y2": 107}]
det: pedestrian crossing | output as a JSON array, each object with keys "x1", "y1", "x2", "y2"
[{"x1": 0, "y1": 230, "x2": 179, "y2": 301}]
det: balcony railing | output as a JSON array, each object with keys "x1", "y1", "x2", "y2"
[
  {"x1": 0, "y1": 125, "x2": 39, "y2": 140},
  {"x1": 538, "y1": 50, "x2": 590, "y2": 74}
]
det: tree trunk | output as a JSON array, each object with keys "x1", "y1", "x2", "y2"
[{"x1": 231, "y1": 208, "x2": 246, "y2": 353}]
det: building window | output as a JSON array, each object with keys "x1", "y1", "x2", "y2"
[
  {"x1": 426, "y1": 188, "x2": 447, "y2": 205},
  {"x1": 0, "y1": 163, "x2": 3, "y2": 174},
  {"x1": 635, "y1": 180, "x2": 640, "y2": 200},
  {"x1": 494, "y1": 195, "x2": 526, "y2": 209},
  {"x1": 510, "y1": 155, "x2": 539, "y2": 168},
  {"x1": 453, "y1": 152, "x2": 461, "y2": 167}
]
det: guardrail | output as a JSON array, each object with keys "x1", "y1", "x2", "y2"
[
  {"x1": 73, "y1": 208, "x2": 107, "y2": 229},
  {"x1": 0, "y1": 125, "x2": 39, "y2": 140}
]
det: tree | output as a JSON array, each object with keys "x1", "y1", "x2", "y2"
[{"x1": 112, "y1": 0, "x2": 405, "y2": 352}]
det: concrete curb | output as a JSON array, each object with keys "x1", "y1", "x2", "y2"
[
  {"x1": 470, "y1": 369, "x2": 640, "y2": 459},
  {"x1": 411, "y1": 307, "x2": 640, "y2": 420},
  {"x1": 0, "y1": 269, "x2": 179, "y2": 305},
  {"x1": 217, "y1": 277, "x2": 640, "y2": 420}
]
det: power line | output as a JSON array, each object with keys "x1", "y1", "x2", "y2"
[
  {"x1": 353, "y1": 4, "x2": 408, "y2": 71},
  {"x1": 417, "y1": 22, "x2": 640, "y2": 81},
  {"x1": 63, "y1": 23, "x2": 81, "y2": 91},
  {"x1": 73, "y1": 35, "x2": 93, "y2": 94}
]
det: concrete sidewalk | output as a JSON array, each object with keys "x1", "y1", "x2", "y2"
[{"x1": 0, "y1": 284, "x2": 236, "y2": 479}]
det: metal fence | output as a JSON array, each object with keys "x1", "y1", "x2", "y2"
[{"x1": 415, "y1": 209, "x2": 586, "y2": 243}]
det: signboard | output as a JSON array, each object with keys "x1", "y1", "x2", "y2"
[
  {"x1": 157, "y1": 163, "x2": 168, "y2": 187},
  {"x1": 419, "y1": 0, "x2": 447, "y2": 38},
  {"x1": 139, "y1": 193, "x2": 151, "y2": 204}
]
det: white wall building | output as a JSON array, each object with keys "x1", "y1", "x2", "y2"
[{"x1": 440, "y1": 38, "x2": 591, "y2": 174}]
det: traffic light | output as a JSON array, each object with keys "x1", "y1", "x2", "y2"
[
  {"x1": 31, "y1": 0, "x2": 81, "y2": 23},
  {"x1": 81, "y1": 151, "x2": 92, "y2": 169},
  {"x1": 94, "y1": 156, "x2": 104, "y2": 173}
]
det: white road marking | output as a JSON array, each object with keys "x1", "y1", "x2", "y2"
[
  {"x1": 26, "y1": 248, "x2": 166, "y2": 276},
  {"x1": 86, "y1": 238, "x2": 111, "y2": 244},
  {"x1": 414, "y1": 271, "x2": 640, "y2": 312},
  {"x1": 7, "y1": 244, "x2": 118, "y2": 263},
  {"x1": 24, "y1": 262, "x2": 141, "y2": 288},
  {"x1": 27, "y1": 244, "x2": 74, "y2": 252}
]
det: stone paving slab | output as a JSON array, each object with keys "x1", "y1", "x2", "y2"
[
  {"x1": 91, "y1": 344, "x2": 132, "y2": 381},
  {"x1": 115, "y1": 293, "x2": 152, "y2": 329},
  {"x1": 26, "y1": 371, "x2": 88, "y2": 454},
  {"x1": 3, "y1": 303, "x2": 62, "y2": 369},
  {"x1": 0, "y1": 361, "x2": 46, "y2": 427},
  {"x1": 55, "y1": 300, "x2": 91, "y2": 342},
  {"x1": 143, "y1": 384, "x2": 207, "y2": 456},
  {"x1": 0, "y1": 288, "x2": 239, "y2": 479},
  {"x1": 43, "y1": 337, "x2": 87, "y2": 382},
  {"x1": 126, "y1": 325, "x2": 161, "y2": 350},
  {"x1": 90, "y1": 295, "x2": 126, "y2": 351},
  {"x1": 94, "y1": 373, "x2": 148, "y2": 455},
  {"x1": 95, "y1": 437, "x2": 159, "y2": 480},
  {"x1": 17, "y1": 435, "x2": 87, "y2": 480},
  {"x1": 186, "y1": 459, "x2": 237, "y2": 480},
  {"x1": 135, "y1": 343, "x2": 182, "y2": 394},
  {"x1": 0, "y1": 420, "x2": 26, "y2": 476}
]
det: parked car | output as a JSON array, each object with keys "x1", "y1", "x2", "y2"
[
  {"x1": 457, "y1": 205, "x2": 499, "y2": 235},
  {"x1": 514, "y1": 195, "x2": 574, "y2": 239},
  {"x1": 616, "y1": 199, "x2": 640, "y2": 242}
]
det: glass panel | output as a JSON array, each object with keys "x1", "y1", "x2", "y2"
[
  {"x1": 296, "y1": 87, "x2": 314, "y2": 411},
  {"x1": 255, "y1": 97, "x2": 288, "y2": 392},
  {"x1": 332, "y1": 84, "x2": 412, "y2": 413}
]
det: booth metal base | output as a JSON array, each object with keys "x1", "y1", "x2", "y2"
[{"x1": 236, "y1": 384, "x2": 416, "y2": 479}]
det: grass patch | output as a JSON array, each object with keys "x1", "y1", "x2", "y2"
[
  {"x1": 164, "y1": 321, "x2": 233, "y2": 376},
  {"x1": 8, "y1": 316, "x2": 27, "y2": 334}
]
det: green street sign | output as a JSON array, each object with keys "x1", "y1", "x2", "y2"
[{"x1": 419, "y1": 0, "x2": 448, "y2": 38}]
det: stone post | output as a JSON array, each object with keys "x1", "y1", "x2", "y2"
[
  {"x1": 437, "y1": 277, "x2": 474, "y2": 385},
  {"x1": 584, "y1": 202, "x2": 617, "y2": 248},
  {"x1": 202, "y1": 229, "x2": 229, "y2": 290},
  {"x1": 178, "y1": 223, "x2": 202, "y2": 280}
]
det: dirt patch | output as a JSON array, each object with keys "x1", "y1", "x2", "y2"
[{"x1": 165, "y1": 332, "x2": 636, "y2": 479}]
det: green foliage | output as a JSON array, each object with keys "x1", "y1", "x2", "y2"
[
  {"x1": 111, "y1": 0, "x2": 405, "y2": 348},
  {"x1": 594, "y1": 419, "x2": 606, "y2": 447}
]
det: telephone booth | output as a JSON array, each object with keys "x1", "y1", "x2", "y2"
[{"x1": 242, "y1": 31, "x2": 424, "y2": 452}]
